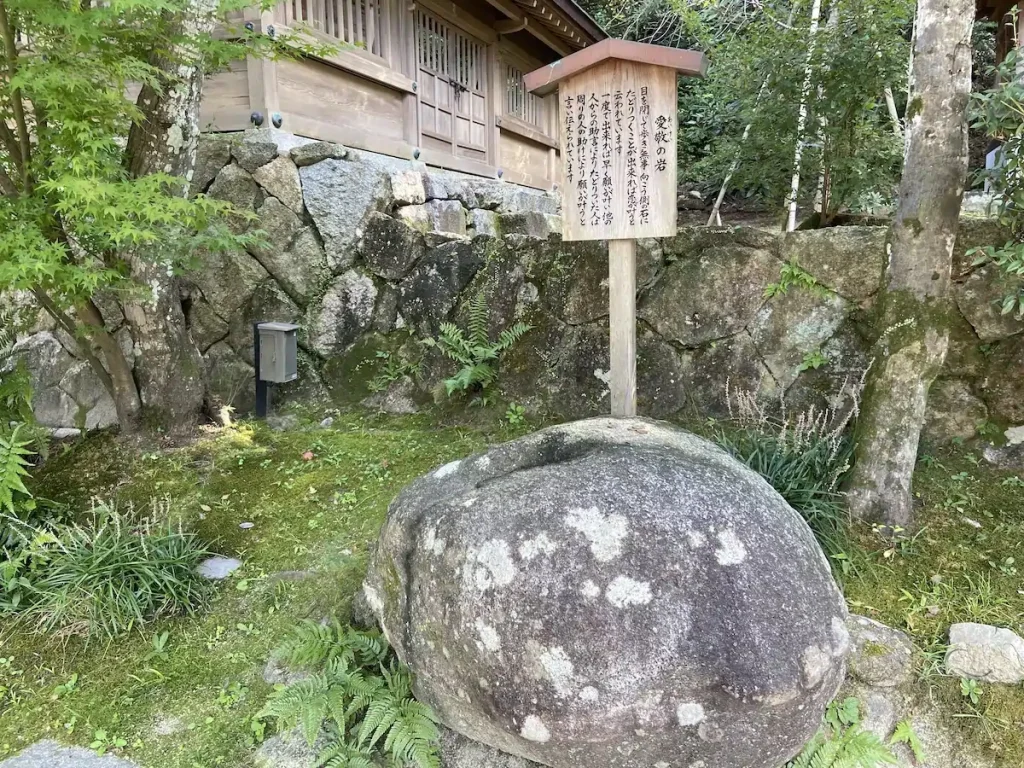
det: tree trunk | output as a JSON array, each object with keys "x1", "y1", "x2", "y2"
[
  {"x1": 846, "y1": 0, "x2": 973, "y2": 527},
  {"x1": 120, "y1": 0, "x2": 215, "y2": 432},
  {"x1": 785, "y1": 0, "x2": 824, "y2": 232}
]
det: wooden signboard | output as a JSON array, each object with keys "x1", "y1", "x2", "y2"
[{"x1": 525, "y1": 39, "x2": 706, "y2": 417}]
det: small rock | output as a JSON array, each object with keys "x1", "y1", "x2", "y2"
[
  {"x1": 196, "y1": 556, "x2": 242, "y2": 580},
  {"x1": 319, "y1": 416, "x2": 334, "y2": 428},
  {"x1": 289, "y1": 141, "x2": 348, "y2": 167},
  {"x1": 252, "y1": 156, "x2": 304, "y2": 215},
  {"x1": 469, "y1": 208, "x2": 500, "y2": 238},
  {"x1": 847, "y1": 614, "x2": 915, "y2": 688},
  {"x1": 946, "y1": 622, "x2": 1024, "y2": 683},
  {"x1": 233, "y1": 139, "x2": 279, "y2": 173},
  {"x1": 391, "y1": 170, "x2": 427, "y2": 205},
  {"x1": 262, "y1": 656, "x2": 309, "y2": 686},
  {"x1": 0, "y1": 741, "x2": 140, "y2": 768},
  {"x1": 361, "y1": 375, "x2": 418, "y2": 414},
  {"x1": 350, "y1": 588, "x2": 377, "y2": 630},
  {"x1": 267, "y1": 413, "x2": 300, "y2": 431},
  {"x1": 927, "y1": 605, "x2": 941, "y2": 616},
  {"x1": 930, "y1": 574, "x2": 943, "y2": 584},
  {"x1": 254, "y1": 730, "x2": 325, "y2": 768},
  {"x1": 239, "y1": 522, "x2": 255, "y2": 530},
  {"x1": 50, "y1": 427, "x2": 81, "y2": 440},
  {"x1": 152, "y1": 715, "x2": 185, "y2": 737}
]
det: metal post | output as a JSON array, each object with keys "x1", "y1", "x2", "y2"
[{"x1": 253, "y1": 322, "x2": 271, "y2": 419}]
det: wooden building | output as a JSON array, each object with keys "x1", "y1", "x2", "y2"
[{"x1": 201, "y1": 0, "x2": 606, "y2": 190}]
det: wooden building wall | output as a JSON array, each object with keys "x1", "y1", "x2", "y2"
[{"x1": 200, "y1": 0, "x2": 567, "y2": 189}]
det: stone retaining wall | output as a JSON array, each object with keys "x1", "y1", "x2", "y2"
[{"x1": 10, "y1": 131, "x2": 1024, "y2": 441}]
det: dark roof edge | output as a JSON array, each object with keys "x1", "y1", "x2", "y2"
[{"x1": 548, "y1": 0, "x2": 607, "y2": 44}]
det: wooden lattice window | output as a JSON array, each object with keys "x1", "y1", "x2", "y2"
[
  {"x1": 415, "y1": 10, "x2": 488, "y2": 158},
  {"x1": 279, "y1": 0, "x2": 391, "y2": 61},
  {"x1": 504, "y1": 60, "x2": 548, "y2": 133}
]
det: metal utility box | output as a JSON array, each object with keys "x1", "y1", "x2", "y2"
[{"x1": 257, "y1": 322, "x2": 299, "y2": 383}]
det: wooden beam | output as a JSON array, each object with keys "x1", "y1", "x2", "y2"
[
  {"x1": 480, "y1": 0, "x2": 573, "y2": 56},
  {"x1": 495, "y1": 16, "x2": 529, "y2": 33},
  {"x1": 608, "y1": 239, "x2": 637, "y2": 417}
]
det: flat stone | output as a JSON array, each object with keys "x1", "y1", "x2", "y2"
[
  {"x1": 441, "y1": 727, "x2": 540, "y2": 768},
  {"x1": 253, "y1": 156, "x2": 304, "y2": 215},
  {"x1": 391, "y1": 170, "x2": 427, "y2": 205},
  {"x1": 361, "y1": 375, "x2": 418, "y2": 414},
  {"x1": 51, "y1": 428, "x2": 82, "y2": 440},
  {"x1": 946, "y1": 622, "x2": 1024, "y2": 683},
  {"x1": 360, "y1": 212, "x2": 426, "y2": 280},
  {"x1": 497, "y1": 212, "x2": 560, "y2": 239},
  {"x1": 781, "y1": 227, "x2": 887, "y2": 303},
  {"x1": 191, "y1": 135, "x2": 235, "y2": 196},
  {"x1": 206, "y1": 164, "x2": 260, "y2": 234},
  {"x1": 289, "y1": 141, "x2": 348, "y2": 167},
  {"x1": 424, "y1": 199, "x2": 468, "y2": 236},
  {"x1": 299, "y1": 158, "x2": 393, "y2": 272},
  {"x1": 640, "y1": 240, "x2": 779, "y2": 347},
  {"x1": 196, "y1": 556, "x2": 242, "y2": 579},
  {"x1": 847, "y1": 614, "x2": 914, "y2": 688},
  {"x1": 469, "y1": 208, "x2": 500, "y2": 237},
  {"x1": 232, "y1": 138, "x2": 279, "y2": 173},
  {"x1": 310, "y1": 270, "x2": 378, "y2": 356},
  {"x1": 254, "y1": 730, "x2": 325, "y2": 768},
  {"x1": 922, "y1": 379, "x2": 988, "y2": 444},
  {"x1": 954, "y1": 264, "x2": 1024, "y2": 342},
  {"x1": 0, "y1": 741, "x2": 140, "y2": 768}
]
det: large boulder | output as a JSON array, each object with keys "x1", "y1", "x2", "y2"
[{"x1": 364, "y1": 418, "x2": 849, "y2": 768}]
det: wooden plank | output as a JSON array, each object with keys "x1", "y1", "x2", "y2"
[
  {"x1": 418, "y1": 146, "x2": 496, "y2": 177},
  {"x1": 276, "y1": 25, "x2": 416, "y2": 92},
  {"x1": 289, "y1": 115, "x2": 415, "y2": 158},
  {"x1": 608, "y1": 238, "x2": 637, "y2": 418},
  {"x1": 277, "y1": 57, "x2": 406, "y2": 139},
  {"x1": 499, "y1": 129, "x2": 551, "y2": 186},
  {"x1": 401, "y1": 0, "x2": 419, "y2": 146},
  {"x1": 496, "y1": 114, "x2": 557, "y2": 148},
  {"x1": 344, "y1": 0, "x2": 355, "y2": 42},
  {"x1": 524, "y1": 38, "x2": 706, "y2": 96},
  {"x1": 200, "y1": 61, "x2": 252, "y2": 131},
  {"x1": 557, "y1": 61, "x2": 678, "y2": 241}
]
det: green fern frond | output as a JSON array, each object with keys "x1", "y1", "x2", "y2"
[
  {"x1": 260, "y1": 623, "x2": 441, "y2": 768},
  {"x1": 0, "y1": 425, "x2": 33, "y2": 514},
  {"x1": 316, "y1": 734, "x2": 376, "y2": 768},
  {"x1": 495, "y1": 323, "x2": 533, "y2": 351},
  {"x1": 788, "y1": 725, "x2": 899, "y2": 768},
  {"x1": 467, "y1": 292, "x2": 489, "y2": 348},
  {"x1": 890, "y1": 719, "x2": 925, "y2": 764}
]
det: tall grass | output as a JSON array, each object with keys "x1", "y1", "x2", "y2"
[
  {"x1": 11, "y1": 499, "x2": 211, "y2": 639},
  {"x1": 715, "y1": 383, "x2": 857, "y2": 560}
]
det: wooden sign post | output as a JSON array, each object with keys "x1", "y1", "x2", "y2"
[{"x1": 525, "y1": 40, "x2": 706, "y2": 417}]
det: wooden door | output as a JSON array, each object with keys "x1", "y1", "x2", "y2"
[{"x1": 415, "y1": 8, "x2": 488, "y2": 163}]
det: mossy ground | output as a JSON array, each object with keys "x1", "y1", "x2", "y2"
[
  {"x1": 1, "y1": 412, "x2": 1023, "y2": 767},
  {"x1": 0, "y1": 409, "x2": 525, "y2": 767},
  {"x1": 841, "y1": 442, "x2": 1024, "y2": 764}
]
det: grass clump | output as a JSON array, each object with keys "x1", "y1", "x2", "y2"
[
  {"x1": 713, "y1": 387, "x2": 854, "y2": 559},
  {"x1": 259, "y1": 620, "x2": 440, "y2": 768},
  {"x1": 3, "y1": 499, "x2": 210, "y2": 639}
]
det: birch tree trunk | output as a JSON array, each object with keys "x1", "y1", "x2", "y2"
[
  {"x1": 121, "y1": 0, "x2": 215, "y2": 432},
  {"x1": 786, "y1": 0, "x2": 824, "y2": 231},
  {"x1": 846, "y1": 0, "x2": 973, "y2": 526}
]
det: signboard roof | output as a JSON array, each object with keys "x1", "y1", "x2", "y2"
[{"x1": 523, "y1": 38, "x2": 707, "y2": 96}]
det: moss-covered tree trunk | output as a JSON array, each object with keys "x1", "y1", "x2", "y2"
[
  {"x1": 846, "y1": 0, "x2": 973, "y2": 526},
  {"x1": 120, "y1": 0, "x2": 214, "y2": 432}
]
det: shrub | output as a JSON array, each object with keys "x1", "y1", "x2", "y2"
[
  {"x1": 258, "y1": 620, "x2": 441, "y2": 768},
  {"x1": 714, "y1": 386, "x2": 855, "y2": 559},
  {"x1": 15, "y1": 499, "x2": 211, "y2": 639}
]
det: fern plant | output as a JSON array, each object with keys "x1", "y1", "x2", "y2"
[
  {"x1": 787, "y1": 727, "x2": 899, "y2": 768},
  {"x1": 786, "y1": 696, "x2": 918, "y2": 768},
  {"x1": 258, "y1": 621, "x2": 441, "y2": 768},
  {"x1": 423, "y1": 292, "x2": 531, "y2": 399}
]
